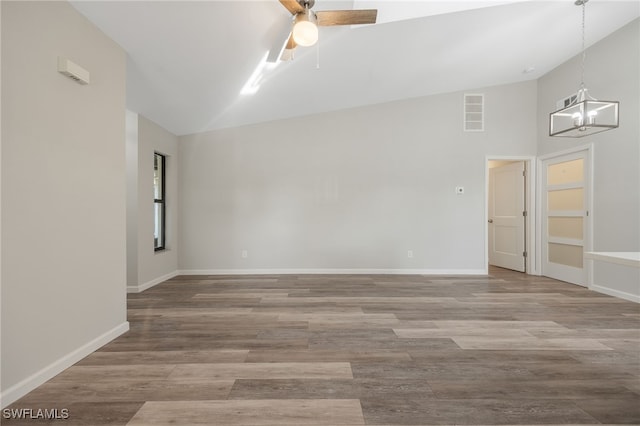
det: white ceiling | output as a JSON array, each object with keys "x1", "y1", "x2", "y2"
[{"x1": 70, "y1": 0, "x2": 639, "y2": 136}]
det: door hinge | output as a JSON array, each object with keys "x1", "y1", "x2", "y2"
[
  {"x1": 523, "y1": 170, "x2": 526, "y2": 177},
  {"x1": 523, "y1": 211, "x2": 527, "y2": 217},
  {"x1": 523, "y1": 251, "x2": 528, "y2": 257}
]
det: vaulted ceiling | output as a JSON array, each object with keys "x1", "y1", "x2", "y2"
[{"x1": 70, "y1": 0, "x2": 639, "y2": 135}]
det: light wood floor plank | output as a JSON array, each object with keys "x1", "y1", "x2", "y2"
[
  {"x1": 169, "y1": 362, "x2": 353, "y2": 380},
  {"x1": 245, "y1": 349, "x2": 412, "y2": 363},
  {"x1": 452, "y1": 336, "x2": 614, "y2": 351},
  {"x1": 432, "y1": 320, "x2": 567, "y2": 329},
  {"x1": 126, "y1": 399, "x2": 365, "y2": 425},
  {"x1": 78, "y1": 350, "x2": 249, "y2": 365},
  {"x1": 394, "y1": 328, "x2": 534, "y2": 338}
]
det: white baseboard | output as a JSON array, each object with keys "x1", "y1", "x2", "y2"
[
  {"x1": 127, "y1": 270, "x2": 179, "y2": 293},
  {"x1": 177, "y1": 268, "x2": 487, "y2": 276},
  {"x1": 0, "y1": 321, "x2": 129, "y2": 409},
  {"x1": 591, "y1": 284, "x2": 640, "y2": 303}
]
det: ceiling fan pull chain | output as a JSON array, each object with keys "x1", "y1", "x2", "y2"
[{"x1": 316, "y1": 38, "x2": 321, "y2": 69}]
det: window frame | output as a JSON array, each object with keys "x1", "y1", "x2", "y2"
[{"x1": 154, "y1": 152, "x2": 166, "y2": 252}]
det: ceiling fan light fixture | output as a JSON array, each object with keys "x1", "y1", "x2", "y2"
[{"x1": 292, "y1": 8, "x2": 318, "y2": 47}]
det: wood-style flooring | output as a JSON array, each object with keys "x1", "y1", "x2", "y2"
[{"x1": 5, "y1": 267, "x2": 640, "y2": 425}]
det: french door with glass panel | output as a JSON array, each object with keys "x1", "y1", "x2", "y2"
[{"x1": 541, "y1": 150, "x2": 589, "y2": 286}]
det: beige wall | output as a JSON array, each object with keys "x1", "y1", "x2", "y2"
[
  {"x1": 488, "y1": 160, "x2": 518, "y2": 169},
  {"x1": 1, "y1": 1, "x2": 127, "y2": 405},
  {"x1": 126, "y1": 111, "x2": 139, "y2": 286},
  {"x1": 179, "y1": 80, "x2": 538, "y2": 273},
  {"x1": 129, "y1": 115, "x2": 179, "y2": 291}
]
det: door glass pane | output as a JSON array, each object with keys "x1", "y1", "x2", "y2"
[
  {"x1": 548, "y1": 217, "x2": 583, "y2": 240},
  {"x1": 548, "y1": 188, "x2": 583, "y2": 211},
  {"x1": 547, "y1": 159, "x2": 583, "y2": 185},
  {"x1": 548, "y1": 243, "x2": 583, "y2": 268}
]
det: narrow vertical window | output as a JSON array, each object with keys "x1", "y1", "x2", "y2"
[{"x1": 154, "y1": 152, "x2": 166, "y2": 251}]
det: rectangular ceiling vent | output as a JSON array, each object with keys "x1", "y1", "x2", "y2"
[
  {"x1": 556, "y1": 93, "x2": 578, "y2": 110},
  {"x1": 464, "y1": 94, "x2": 484, "y2": 132}
]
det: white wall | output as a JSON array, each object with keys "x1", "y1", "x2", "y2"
[
  {"x1": 127, "y1": 114, "x2": 179, "y2": 292},
  {"x1": 179, "y1": 81, "x2": 538, "y2": 274},
  {"x1": 537, "y1": 19, "x2": 640, "y2": 299},
  {"x1": 1, "y1": 1, "x2": 128, "y2": 406}
]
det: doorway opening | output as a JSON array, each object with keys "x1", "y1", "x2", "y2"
[{"x1": 485, "y1": 156, "x2": 536, "y2": 275}]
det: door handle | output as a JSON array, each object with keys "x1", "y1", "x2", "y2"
[{"x1": 488, "y1": 219, "x2": 494, "y2": 223}]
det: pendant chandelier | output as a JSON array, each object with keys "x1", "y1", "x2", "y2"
[{"x1": 549, "y1": 0, "x2": 619, "y2": 138}]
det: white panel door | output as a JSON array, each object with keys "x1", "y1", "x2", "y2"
[
  {"x1": 489, "y1": 161, "x2": 526, "y2": 272},
  {"x1": 541, "y1": 151, "x2": 588, "y2": 286}
]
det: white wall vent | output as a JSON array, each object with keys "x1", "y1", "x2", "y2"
[
  {"x1": 464, "y1": 94, "x2": 484, "y2": 132},
  {"x1": 57, "y1": 57, "x2": 90, "y2": 85},
  {"x1": 556, "y1": 93, "x2": 578, "y2": 110}
]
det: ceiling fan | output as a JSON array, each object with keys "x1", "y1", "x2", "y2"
[{"x1": 268, "y1": 0, "x2": 378, "y2": 62}]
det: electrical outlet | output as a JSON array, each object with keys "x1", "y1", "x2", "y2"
[
  {"x1": 455, "y1": 186, "x2": 465, "y2": 195},
  {"x1": 407, "y1": 250, "x2": 414, "y2": 258},
  {"x1": 241, "y1": 250, "x2": 248, "y2": 258}
]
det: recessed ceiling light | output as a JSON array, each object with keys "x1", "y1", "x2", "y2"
[{"x1": 523, "y1": 66, "x2": 536, "y2": 74}]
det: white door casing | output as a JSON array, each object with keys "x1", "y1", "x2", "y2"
[{"x1": 489, "y1": 161, "x2": 526, "y2": 272}]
